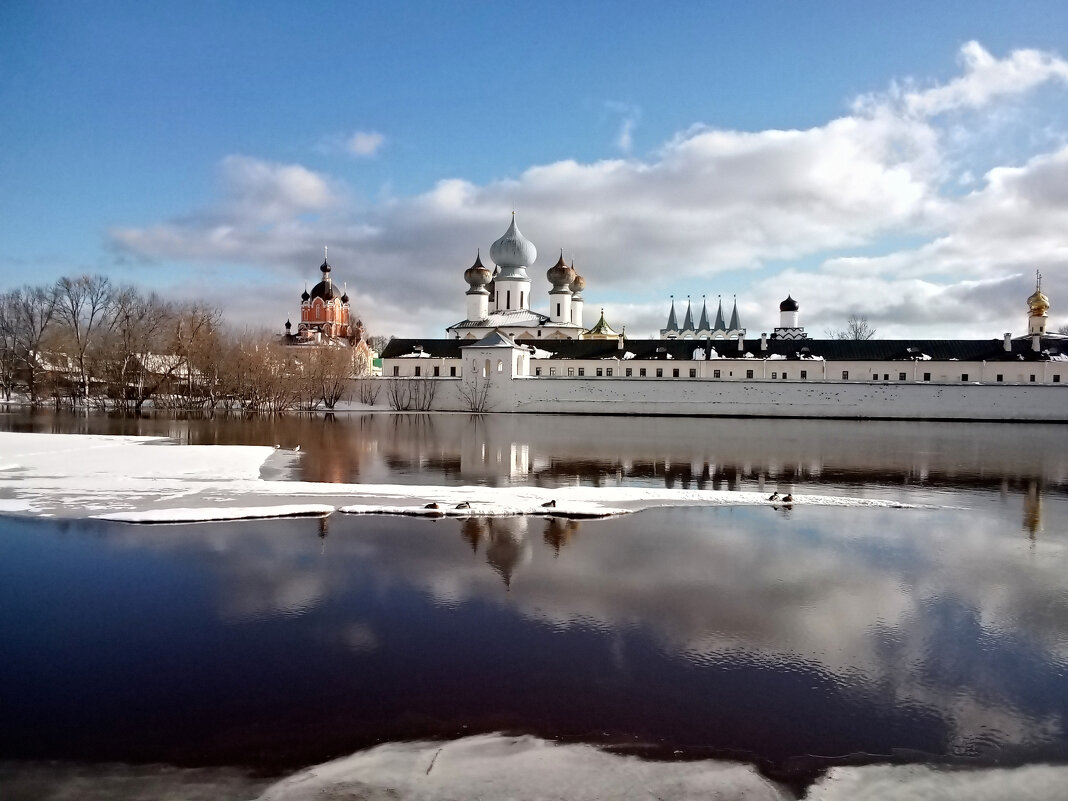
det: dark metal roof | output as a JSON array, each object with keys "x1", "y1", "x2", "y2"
[
  {"x1": 382, "y1": 336, "x2": 1066, "y2": 362},
  {"x1": 310, "y1": 279, "x2": 343, "y2": 301}
]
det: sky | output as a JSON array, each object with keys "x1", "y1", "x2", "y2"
[{"x1": 2, "y1": 0, "x2": 1068, "y2": 340}]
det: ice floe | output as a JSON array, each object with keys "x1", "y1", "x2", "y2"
[{"x1": 0, "y1": 431, "x2": 926, "y2": 524}]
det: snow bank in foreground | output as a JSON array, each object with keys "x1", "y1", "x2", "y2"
[
  {"x1": 0, "y1": 431, "x2": 926, "y2": 523},
  {"x1": 255, "y1": 734, "x2": 789, "y2": 801},
  {"x1": 252, "y1": 734, "x2": 1068, "y2": 801}
]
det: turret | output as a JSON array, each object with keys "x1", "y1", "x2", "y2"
[
  {"x1": 464, "y1": 250, "x2": 492, "y2": 321},
  {"x1": 546, "y1": 251, "x2": 575, "y2": 324},
  {"x1": 569, "y1": 264, "x2": 585, "y2": 326},
  {"x1": 489, "y1": 213, "x2": 535, "y2": 312},
  {"x1": 779, "y1": 295, "x2": 800, "y2": 329},
  {"x1": 1028, "y1": 271, "x2": 1050, "y2": 336}
]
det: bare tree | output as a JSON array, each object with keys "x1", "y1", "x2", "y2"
[
  {"x1": 1058, "y1": 323, "x2": 1068, "y2": 335},
  {"x1": 103, "y1": 288, "x2": 184, "y2": 413},
  {"x1": 827, "y1": 314, "x2": 877, "y2": 340},
  {"x1": 366, "y1": 334, "x2": 391, "y2": 354},
  {"x1": 173, "y1": 303, "x2": 221, "y2": 409},
  {"x1": 0, "y1": 285, "x2": 59, "y2": 405},
  {"x1": 457, "y1": 371, "x2": 491, "y2": 412},
  {"x1": 304, "y1": 346, "x2": 355, "y2": 410},
  {"x1": 54, "y1": 275, "x2": 115, "y2": 405}
]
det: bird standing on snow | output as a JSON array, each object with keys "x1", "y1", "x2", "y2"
[
  {"x1": 424, "y1": 502, "x2": 440, "y2": 510},
  {"x1": 768, "y1": 492, "x2": 779, "y2": 501},
  {"x1": 455, "y1": 501, "x2": 471, "y2": 509},
  {"x1": 541, "y1": 500, "x2": 557, "y2": 508},
  {"x1": 782, "y1": 494, "x2": 794, "y2": 504}
]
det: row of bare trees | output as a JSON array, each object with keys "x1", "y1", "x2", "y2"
[{"x1": 0, "y1": 274, "x2": 369, "y2": 413}]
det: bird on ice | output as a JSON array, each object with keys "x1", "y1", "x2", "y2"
[
  {"x1": 455, "y1": 501, "x2": 471, "y2": 509},
  {"x1": 768, "y1": 492, "x2": 779, "y2": 501},
  {"x1": 541, "y1": 500, "x2": 557, "y2": 508},
  {"x1": 782, "y1": 494, "x2": 794, "y2": 503},
  {"x1": 424, "y1": 502, "x2": 440, "y2": 510}
]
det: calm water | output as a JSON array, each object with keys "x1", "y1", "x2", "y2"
[{"x1": 1, "y1": 411, "x2": 1067, "y2": 790}]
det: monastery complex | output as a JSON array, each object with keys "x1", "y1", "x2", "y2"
[{"x1": 308, "y1": 214, "x2": 1065, "y2": 420}]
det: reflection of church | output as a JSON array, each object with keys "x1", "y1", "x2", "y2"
[{"x1": 460, "y1": 516, "x2": 583, "y2": 588}]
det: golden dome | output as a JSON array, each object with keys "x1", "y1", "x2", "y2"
[
  {"x1": 1028, "y1": 271, "x2": 1050, "y2": 316},
  {"x1": 1028, "y1": 288, "x2": 1050, "y2": 316}
]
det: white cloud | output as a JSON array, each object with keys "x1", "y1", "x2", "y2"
[
  {"x1": 110, "y1": 43, "x2": 1068, "y2": 340},
  {"x1": 347, "y1": 130, "x2": 385, "y2": 157}
]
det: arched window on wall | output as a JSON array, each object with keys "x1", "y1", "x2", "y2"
[
  {"x1": 497, "y1": 359, "x2": 503, "y2": 373},
  {"x1": 483, "y1": 359, "x2": 490, "y2": 378}
]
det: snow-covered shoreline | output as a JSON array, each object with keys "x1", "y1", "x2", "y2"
[{"x1": 0, "y1": 431, "x2": 924, "y2": 524}]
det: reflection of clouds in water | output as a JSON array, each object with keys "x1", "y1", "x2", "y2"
[{"x1": 95, "y1": 506, "x2": 1068, "y2": 757}]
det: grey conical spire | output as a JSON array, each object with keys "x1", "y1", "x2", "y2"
[
  {"x1": 713, "y1": 295, "x2": 726, "y2": 331},
  {"x1": 665, "y1": 296, "x2": 679, "y2": 331},
  {"x1": 728, "y1": 295, "x2": 741, "y2": 331},
  {"x1": 697, "y1": 295, "x2": 710, "y2": 331},
  {"x1": 682, "y1": 296, "x2": 695, "y2": 331}
]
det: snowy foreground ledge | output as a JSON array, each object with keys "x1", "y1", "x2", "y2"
[
  {"x1": 254, "y1": 733, "x2": 1068, "y2": 801},
  {"x1": 0, "y1": 432, "x2": 922, "y2": 524}
]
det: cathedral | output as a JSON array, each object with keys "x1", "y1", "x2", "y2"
[
  {"x1": 447, "y1": 214, "x2": 591, "y2": 340},
  {"x1": 283, "y1": 248, "x2": 366, "y2": 346}
]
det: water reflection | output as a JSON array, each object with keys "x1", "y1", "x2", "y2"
[
  {"x1": 4, "y1": 500, "x2": 1066, "y2": 774},
  {"x1": 3, "y1": 411, "x2": 1066, "y2": 502}
]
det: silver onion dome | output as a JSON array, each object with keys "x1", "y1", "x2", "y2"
[{"x1": 490, "y1": 214, "x2": 537, "y2": 269}]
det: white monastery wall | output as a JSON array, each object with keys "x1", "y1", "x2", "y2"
[{"x1": 360, "y1": 374, "x2": 1067, "y2": 421}]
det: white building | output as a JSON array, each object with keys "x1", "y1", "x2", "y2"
[
  {"x1": 446, "y1": 215, "x2": 588, "y2": 341},
  {"x1": 379, "y1": 236, "x2": 1066, "y2": 420}
]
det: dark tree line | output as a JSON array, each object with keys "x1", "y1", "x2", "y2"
[{"x1": 0, "y1": 274, "x2": 369, "y2": 413}]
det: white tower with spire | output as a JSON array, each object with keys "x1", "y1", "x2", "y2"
[{"x1": 489, "y1": 213, "x2": 536, "y2": 312}]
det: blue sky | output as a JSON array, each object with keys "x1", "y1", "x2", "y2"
[{"x1": 3, "y1": 1, "x2": 1068, "y2": 338}]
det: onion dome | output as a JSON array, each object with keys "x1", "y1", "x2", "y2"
[
  {"x1": 546, "y1": 250, "x2": 576, "y2": 289},
  {"x1": 569, "y1": 269, "x2": 586, "y2": 295},
  {"x1": 779, "y1": 295, "x2": 799, "y2": 312},
  {"x1": 1028, "y1": 273, "x2": 1050, "y2": 316},
  {"x1": 320, "y1": 256, "x2": 331, "y2": 275},
  {"x1": 489, "y1": 213, "x2": 537, "y2": 268},
  {"x1": 301, "y1": 286, "x2": 310, "y2": 302},
  {"x1": 310, "y1": 279, "x2": 343, "y2": 301},
  {"x1": 464, "y1": 250, "x2": 492, "y2": 288},
  {"x1": 284, "y1": 318, "x2": 292, "y2": 331},
  {"x1": 341, "y1": 290, "x2": 350, "y2": 304}
]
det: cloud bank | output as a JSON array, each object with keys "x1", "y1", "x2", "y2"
[{"x1": 110, "y1": 42, "x2": 1068, "y2": 339}]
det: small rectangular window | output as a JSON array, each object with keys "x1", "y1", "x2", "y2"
[
  {"x1": 771, "y1": 372, "x2": 778, "y2": 379},
  {"x1": 781, "y1": 372, "x2": 787, "y2": 380},
  {"x1": 450, "y1": 366, "x2": 457, "y2": 377},
  {"x1": 414, "y1": 366, "x2": 421, "y2": 377},
  {"x1": 996, "y1": 374, "x2": 1003, "y2": 382},
  {"x1": 746, "y1": 369, "x2": 754, "y2": 379},
  {"x1": 672, "y1": 368, "x2": 680, "y2": 378},
  {"x1": 656, "y1": 368, "x2": 663, "y2": 377},
  {"x1": 961, "y1": 374, "x2": 969, "y2": 382},
  {"x1": 578, "y1": 368, "x2": 585, "y2": 376},
  {"x1": 923, "y1": 372, "x2": 931, "y2": 381},
  {"x1": 534, "y1": 367, "x2": 541, "y2": 376},
  {"x1": 596, "y1": 368, "x2": 603, "y2": 377},
  {"x1": 567, "y1": 367, "x2": 574, "y2": 377},
  {"x1": 842, "y1": 371, "x2": 849, "y2": 380},
  {"x1": 433, "y1": 366, "x2": 440, "y2": 377},
  {"x1": 626, "y1": 368, "x2": 633, "y2": 377},
  {"x1": 549, "y1": 367, "x2": 557, "y2": 376},
  {"x1": 1054, "y1": 375, "x2": 1061, "y2": 383},
  {"x1": 800, "y1": 370, "x2": 807, "y2": 379},
  {"x1": 872, "y1": 374, "x2": 878, "y2": 381},
  {"x1": 883, "y1": 374, "x2": 889, "y2": 381},
  {"x1": 392, "y1": 366, "x2": 399, "y2": 376},
  {"x1": 606, "y1": 368, "x2": 613, "y2": 376},
  {"x1": 898, "y1": 372, "x2": 906, "y2": 381},
  {"x1": 639, "y1": 368, "x2": 647, "y2": 377},
  {"x1": 556, "y1": 302, "x2": 561, "y2": 317},
  {"x1": 1030, "y1": 374, "x2": 1036, "y2": 382},
  {"x1": 688, "y1": 368, "x2": 696, "y2": 378},
  {"x1": 713, "y1": 369, "x2": 721, "y2": 378}
]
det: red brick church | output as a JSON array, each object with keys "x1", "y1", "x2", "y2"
[{"x1": 284, "y1": 247, "x2": 365, "y2": 345}]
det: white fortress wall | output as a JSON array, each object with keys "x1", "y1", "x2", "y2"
[{"x1": 358, "y1": 373, "x2": 1067, "y2": 421}]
